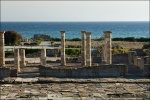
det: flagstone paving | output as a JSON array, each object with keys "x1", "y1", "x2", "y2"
[{"x1": 0, "y1": 78, "x2": 150, "y2": 100}]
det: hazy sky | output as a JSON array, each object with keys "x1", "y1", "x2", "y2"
[{"x1": 1, "y1": 1, "x2": 149, "y2": 22}]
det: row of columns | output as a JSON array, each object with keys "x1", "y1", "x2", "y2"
[{"x1": 0, "y1": 30, "x2": 112, "y2": 69}]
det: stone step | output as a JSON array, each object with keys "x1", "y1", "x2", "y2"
[{"x1": 18, "y1": 73, "x2": 39, "y2": 78}]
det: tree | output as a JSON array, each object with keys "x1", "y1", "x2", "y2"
[{"x1": 4, "y1": 30, "x2": 22, "y2": 46}]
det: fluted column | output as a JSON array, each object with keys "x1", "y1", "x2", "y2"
[
  {"x1": 20, "y1": 49, "x2": 26, "y2": 67},
  {"x1": 103, "y1": 31, "x2": 112, "y2": 64},
  {"x1": 14, "y1": 49, "x2": 20, "y2": 72},
  {"x1": 0, "y1": 31, "x2": 5, "y2": 67},
  {"x1": 40, "y1": 48, "x2": 46, "y2": 66},
  {"x1": 81, "y1": 31, "x2": 86, "y2": 66},
  {"x1": 60, "y1": 31, "x2": 66, "y2": 66},
  {"x1": 86, "y1": 32, "x2": 92, "y2": 66}
]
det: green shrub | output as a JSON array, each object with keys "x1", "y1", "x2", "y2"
[
  {"x1": 142, "y1": 43, "x2": 150, "y2": 49},
  {"x1": 25, "y1": 49, "x2": 41, "y2": 54},
  {"x1": 65, "y1": 49, "x2": 81, "y2": 56},
  {"x1": 5, "y1": 51, "x2": 14, "y2": 57},
  {"x1": 4, "y1": 30, "x2": 22, "y2": 46}
]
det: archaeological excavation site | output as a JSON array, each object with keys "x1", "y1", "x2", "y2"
[
  {"x1": 0, "y1": 30, "x2": 150, "y2": 99},
  {"x1": 0, "y1": 30, "x2": 149, "y2": 78}
]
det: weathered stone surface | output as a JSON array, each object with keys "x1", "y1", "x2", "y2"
[
  {"x1": 0, "y1": 67, "x2": 11, "y2": 79},
  {"x1": 0, "y1": 31, "x2": 5, "y2": 67},
  {"x1": 0, "y1": 81, "x2": 150, "y2": 99},
  {"x1": 60, "y1": 31, "x2": 66, "y2": 66},
  {"x1": 39, "y1": 64, "x2": 127, "y2": 78}
]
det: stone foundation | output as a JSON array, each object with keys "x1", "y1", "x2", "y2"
[
  {"x1": 143, "y1": 64, "x2": 150, "y2": 76},
  {"x1": 0, "y1": 67, "x2": 11, "y2": 79},
  {"x1": 112, "y1": 54, "x2": 128, "y2": 64},
  {"x1": 39, "y1": 64, "x2": 127, "y2": 78}
]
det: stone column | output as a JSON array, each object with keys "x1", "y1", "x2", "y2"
[
  {"x1": 86, "y1": 32, "x2": 92, "y2": 66},
  {"x1": 128, "y1": 51, "x2": 137, "y2": 64},
  {"x1": 60, "y1": 31, "x2": 66, "y2": 66},
  {"x1": 40, "y1": 48, "x2": 46, "y2": 66},
  {"x1": 14, "y1": 49, "x2": 20, "y2": 72},
  {"x1": 102, "y1": 44, "x2": 107, "y2": 64},
  {"x1": 81, "y1": 31, "x2": 86, "y2": 66},
  {"x1": 103, "y1": 31, "x2": 112, "y2": 64},
  {"x1": 20, "y1": 49, "x2": 26, "y2": 67},
  {"x1": 0, "y1": 31, "x2": 5, "y2": 67}
]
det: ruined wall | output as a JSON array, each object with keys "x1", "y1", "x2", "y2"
[
  {"x1": 143, "y1": 64, "x2": 150, "y2": 76},
  {"x1": 39, "y1": 64, "x2": 127, "y2": 78},
  {"x1": 0, "y1": 68, "x2": 11, "y2": 79},
  {"x1": 112, "y1": 54, "x2": 128, "y2": 64}
]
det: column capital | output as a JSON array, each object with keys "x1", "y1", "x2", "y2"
[
  {"x1": 60, "y1": 31, "x2": 65, "y2": 34},
  {"x1": 103, "y1": 31, "x2": 112, "y2": 34},
  {"x1": 86, "y1": 32, "x2": 91, "y2": 35},
  {"x1": 81, "y1": 31, "x2": 86, "y2": 33},
  {"x1": 0, "y1": 31, "x2": 5, "y2": 34}
]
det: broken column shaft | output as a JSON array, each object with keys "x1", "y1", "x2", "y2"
[
  {"x1": 0, "y1": 31, "x2": 5, "y2": 67},
  {"x1": 40, "y1": 48, "x2": 46, "y2": 66},
  {"x1": 86, "y1": 32, "x2": 92, "y2": 66},
  {"x1": 103, "y1": 31, "x2": 112, "y2": 64},
  {"x1": 14, "y1": 49, "x2": 20, "y2": 72},
  {"x1": 81, "y1": 31, "x2": 86, "y2": 66},
  {"x1": 20, "y1": 49, "x2": 26, "y2": 67},
  {"x1": 60, "y1": 31, "x2": 66, "y2": 66}
]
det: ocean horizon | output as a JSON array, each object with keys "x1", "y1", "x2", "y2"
[{"x1": 1, "y1": 21, "x2": 149, "y2": 39}]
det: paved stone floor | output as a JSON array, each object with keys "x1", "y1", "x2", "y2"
[{"x1": 0, "y1": 78, "x2": 150, "y2": 100}]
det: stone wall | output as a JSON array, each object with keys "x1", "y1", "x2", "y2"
[
  {"x1": 143, "y1": 64, "x2": 150, "y2": 76},
  {"x1": 39, "y1": 64, "x2": 127, "y2": 78},
  {"x1": 0, "y1": 67, "x2": 11, "y2": 79},
  {"x1": 112, "y1": 54, "x2": 128, "y2": 64}
]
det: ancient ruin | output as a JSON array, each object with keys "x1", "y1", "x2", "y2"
[
  {"x1": 60, "y1": 31, "x2": 66, "y2": 66},
  {"x1": 40, "y1": 48, "x2": 46, "y2": 66},
  {"x1": 14, "y1": 49, "x2": 20, "y2": 72},
  {"x1": 20, "y1": 49, "x2": 26, "y2": 67},
  {"x1": 102, "y1": 31, "x2": 112, "y2": 64},
  {"x1": 81, "y1": 31, "x2": 86, "y2": 66},
  {"x1": 0, "y1": 31, "x2": 5, "y2": 67},
  {"x1": 0, "y1": 30, "x2": 150, "y2": 99},
  {"x1": 0, "y1": 30, "x2": 149, "y2": 79},
  {"x1": 86, "y1": 32, "x2": 92, "y2": 66}
]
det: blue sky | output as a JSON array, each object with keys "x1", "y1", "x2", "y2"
[{"x1": 1, "y1": 1, "x2": 149, "y2": 22}]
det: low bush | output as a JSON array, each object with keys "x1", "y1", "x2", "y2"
[
  {"x1": 142, "y1": 43, "x2": 150, "y2": 49},
  {"x1": 5, "y1": 51, "x2": 14, "y2": 57}
]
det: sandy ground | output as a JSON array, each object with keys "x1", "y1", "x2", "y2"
[
  {"x1": 54, "y1": 41, "x2": 147, "y2": 49},
  {"x1": 5, "y1": 57, "x2": 61, "y2": 63}
]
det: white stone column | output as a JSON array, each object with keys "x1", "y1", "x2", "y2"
[
  {"x1": 14, "y1": 49, "x2": 20, "y2": 72},
  {"x1": 86, "y1": 32, "x2": 92, "y2": 66},
  {"x1": 81, "y1": 31, "x2": 86, "y2": 66},
  {"x1": 103, "y1": 31, "x2": 112, "y2": 64},
  {"x1": 20, "y1": 49, "x2": 26, "y2": 67},
  {"x1": 0, "y1": 31, "x2": 5, "y2": 67},
  {"x1": 60, "y1": 31, "x2": 66, "y2": 66},
  {"x1": 40, "y1": 48, "x2": 46, "y2": 66}
]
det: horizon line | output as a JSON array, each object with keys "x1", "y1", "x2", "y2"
[{"x1": 1, "y1": 21, "x2": 149, "y2": 22}]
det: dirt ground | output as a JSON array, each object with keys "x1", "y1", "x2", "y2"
[{"x1": 54, "y1": 41, "x2": 148, "y2": 49}]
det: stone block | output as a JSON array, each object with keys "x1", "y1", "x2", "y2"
[
  {"x1": 0, "y1": 67, "x2": 11, "y2": 79},
  {"x1": 10, "y1": 68, "x2": 18, "y2": 77}
]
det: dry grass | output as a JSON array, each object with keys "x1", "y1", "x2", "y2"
[{"x1": 54, "y1": 41, "x2": 147, "y2": 49}]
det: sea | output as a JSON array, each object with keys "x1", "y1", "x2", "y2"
[{"x1": 1, "y1": 21, "x2": 149, "y2": 39}]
